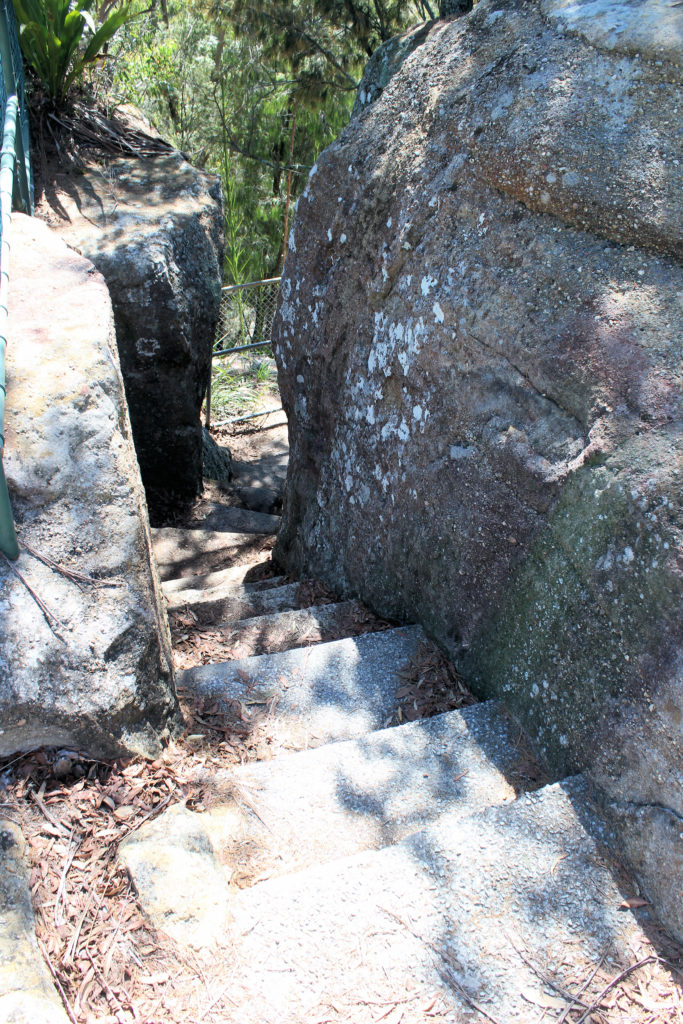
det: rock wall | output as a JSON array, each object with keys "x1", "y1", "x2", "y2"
[
  {"x1": 42, "y1": 148, "x2": 224, "y2": 510},
  {"x1": 1, "y1": 214, "x2": 181, "y2": 758},
  {"x1": 272, "y1": 0, "x2": 682, "y2": 937}
]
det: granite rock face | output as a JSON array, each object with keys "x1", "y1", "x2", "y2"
[
  {"x1": 272, "y1": 0, "x2": 682, "y2": 936},
  {"x1": 352, "y1": 22, "x2": 438, "y2": 120},
  {"x1": 203, "y1": 428, "x2": 233, "y2": 485},
  {"x1": 1, "y1": 214, "x2": 180, "y2": 758},
  {"x1": 44, "y1": 149, "x2": 224, "y2": 508}
]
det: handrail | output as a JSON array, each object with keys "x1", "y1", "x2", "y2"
[
  {"x1": 0, "y1": 94, "x2": 18, "y2": 559},
  {"x1": 0, "y1": 0, "x2": 32, "y2": 559},
  {"x1": 221, "y1": 276, "x2": 281, "y2": 294}
]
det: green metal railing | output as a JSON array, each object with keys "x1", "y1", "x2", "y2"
[{"x1": 0, "y1": 0, "x2": 32, "y2": 559}]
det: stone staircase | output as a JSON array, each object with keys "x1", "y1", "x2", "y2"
[{"x1": 116, "y1": 503, "x2": 665, "y2": 1024}]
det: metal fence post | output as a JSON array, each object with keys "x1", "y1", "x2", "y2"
[
  {"x1": 0, "y1": 94, "x2": 18, "y2": 558},
  {"x1": 0, "y1": 1, "x2": 32, "y2": 213},
  {"x1": 0, "y1": 1, "x2": 32, "y2": 558}
]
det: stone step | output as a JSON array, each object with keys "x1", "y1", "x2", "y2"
[
  {"x1": 151, "y1": 527, "x2": 275, "y2": 581},
  {"x1": 177, "y1": 625, "x2": 429, "y2": 750},
  {"x1": 186, "y1": 502, "x2": 280, "y2": 535},
  {"x1": 162, "y1": 565, "x2": 284, "y2": 596},
  {"x1": 224, "y1": 776, "x2": 646, "y2": 1023},
  {"x1": 164, "y1": 578, "x2": 335, "y2": 624},
  {"x1": 233, "y1": 483, "x2": 281, "y2": 515},
  {"x1": 132, "y1": 776, "x2": 648, "y2": 1021},
  {"x1": 122, "y1": 702, "x2": 528, "y2": 900},
  {"x1": 231, "y1": 451, "x2": 288, "y2": 492},
  {"x1": 173, "y1": 599, "x2": 383, "y2": 664}
]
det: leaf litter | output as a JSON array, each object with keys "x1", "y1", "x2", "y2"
[{"x1": 3, "y1": 587, "x2": 683, "y2": 1023}]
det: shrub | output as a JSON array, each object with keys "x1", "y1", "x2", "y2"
[{"x1": 11, "y1": 0, "x2": 133, "y2": 106}]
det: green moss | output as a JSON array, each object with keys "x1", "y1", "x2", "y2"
[{"x1": 462, "y1": 433, "x2": 681, "y2": 777}]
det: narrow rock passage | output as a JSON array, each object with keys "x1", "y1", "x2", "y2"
[
  {"x1": 2, "y1": 417, "x2": 681, "y2": 1024},
  {"x1": 128, "y1": 421, "x2": 683, "y2": 1022}
]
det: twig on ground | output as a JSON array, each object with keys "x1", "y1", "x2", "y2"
[
  {"x1": 196, "y1": 980, "x2": 237, "y2": 1020},
  {"x1": 32, "y1": 787, "x2": 71, "y2": 836},
  {"x1": 20, "y1": 540, "x2": 122, "y2": 588},
  {"x1": 380, "y1": 907, "x2": 505, "y2": 1024},
  {"x1": 505, "y1": 931, "x2": 598, "y2": 1015},
  {"x1": 86, "y1": 948, "x2": 128, "y2": 1018},
  {"x1": 555, "y1": 950, "x2": 609, "y2": 1024},
  {"x1": 574, "y1": 957, "x2": 658, "y2": 1024},
  {"x1": 38, "y1": 937, "x2": 80, "y2": 1024},
  {"x1": 55, "y1": 829, "x2": 80, "y2": 926},
  {"x1": 64, "y1": 885, "x2": 97, "y2": 965},
  {"x1": 123, "y1": 790, "x2": 175, "y2": 834}
]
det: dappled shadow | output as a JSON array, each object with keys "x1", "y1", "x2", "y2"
[
  {"x1": 171, "y1": 596, "x2": 391, "y2": 668},
  {"x1": 221, "y1": 770, "x2": 683, "y2": 1023},
  {"x1": 151, "y1": 527, "x2": 274, "y2": 582},
  {"x1": 176, "y1": 624, "x2": 422, "y2": 743},
  {"x1": 174, "y1": 613, "x2": 683, "y2": 1019}
]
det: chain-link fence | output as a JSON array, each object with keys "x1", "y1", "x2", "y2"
[
  {"x1": 214, "y1": 277, "x2": 282, "y2": 357},
  {"x1": 206, "y1": 277, "x2": 283, "y2": 428}
]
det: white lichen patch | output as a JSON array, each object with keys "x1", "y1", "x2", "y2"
[{"x1": 136, "y1": 337, "x2": 161, "y2": 357}]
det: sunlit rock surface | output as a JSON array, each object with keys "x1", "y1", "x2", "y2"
[{"x1": 1, "y1": 214, "x2": 180, "y2": 758}]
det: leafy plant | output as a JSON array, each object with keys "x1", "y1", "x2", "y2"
[{"x1": 11, "y1": 0, "x2": 134, "y2": 105}]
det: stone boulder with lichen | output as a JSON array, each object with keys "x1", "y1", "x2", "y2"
[{"x1": 273, "y1": 0, "x2": 683, "y2": 938}]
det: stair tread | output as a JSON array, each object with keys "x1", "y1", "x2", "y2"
[
  {"x1": 164, "y1": 579, "x2": 330, "y2": 623},
  {"x1": 162, "y1": 567, "x2": 284, "y2": 595},
  {"x1": 119, "y1": 776, "x2": 649, "y2": 1021},
  {"x1": 231, "y1": 452, "x2": 288, "y2": 491},
  {"x1": 151, "y1": 527, "x2": 274, "y2": 580},
  {"x1": 185, "y1": 503, "x2": 280, "y2": 535},
  {"x1": 177, "y1": 625, "x2": 429, "y2": 749},
  {"x1": 173, "y1": 599, "x2": 384, "y2": 662},
  {"x1": 128, "y1": 702, "x2": 527, "y2": 894},
  {"x1": 225, "y1": 777, "x2": 646, "y2": 1022}
]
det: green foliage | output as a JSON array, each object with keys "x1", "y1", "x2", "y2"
[
  {"x1": 209, "y1": 352, "x2": 279, "y2": 420},
  {"x1": 110, "y1": 1, "x2": 356, "y2": 281},
  {"x1": 12, "y1": 0, "x2": 134, "y2": 105},
  {"x1": 107, "y1": 0, "x2": 431, "y2": 280}
]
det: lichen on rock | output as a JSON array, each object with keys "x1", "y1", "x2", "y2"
[{"x1": 1, "y1": 214, "x2": 181, "y2": 759}]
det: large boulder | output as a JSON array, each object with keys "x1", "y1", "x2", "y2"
[
  {"x1": 0, "y1": 214, "x2": 181, "y2": 758},
  {"x1": 42, "y1": 146, "x2": 224, "y2": 510},
  {"x1": 272, "y1": 0, "x2": 683, "y2": 936}
]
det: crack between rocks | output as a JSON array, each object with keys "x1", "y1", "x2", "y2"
[{"x1": 464, "y1": 329, "x2": 585, "y2": 430}]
